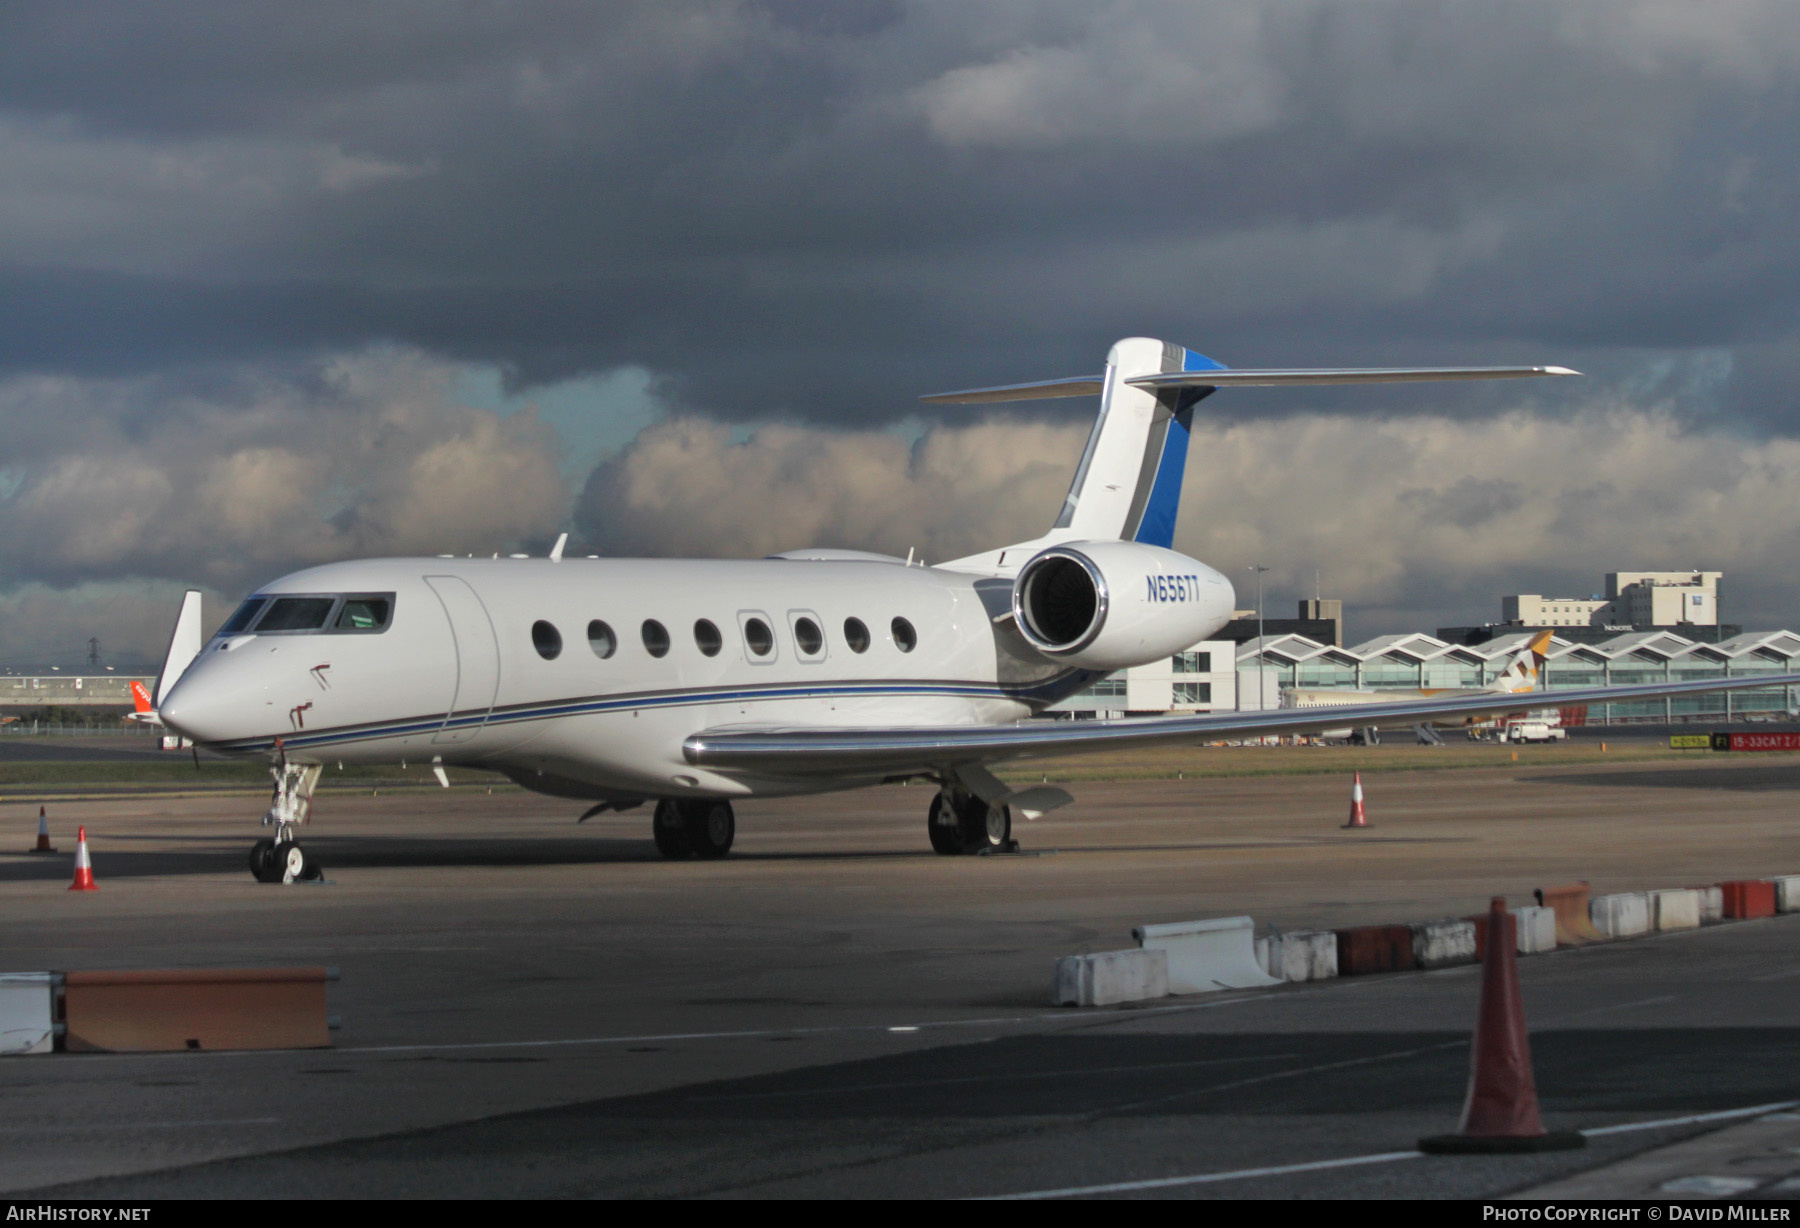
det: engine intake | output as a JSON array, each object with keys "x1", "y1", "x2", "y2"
[{"x1": 1014, "y1": 548, "x2": 1106, "y2": 653}]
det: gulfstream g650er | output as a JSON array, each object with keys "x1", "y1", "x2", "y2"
[{"x1": 147, "y1": 338, "x2": 1792, "y2": 882}]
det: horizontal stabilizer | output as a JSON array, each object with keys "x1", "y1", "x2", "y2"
[
  {"x1": 921, "y1": 365, "x2": 1576, "y2": 403},
  {"x1": 1125, "y1": 366, "x2": 1577, "y2": 390},
  {"x1": 919, "y1": 376, "x2": 1103, "y2": 404}
]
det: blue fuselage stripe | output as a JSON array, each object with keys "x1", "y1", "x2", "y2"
[{"x1": 212, "y1": 671, "x2": 1099, "y2": 754}]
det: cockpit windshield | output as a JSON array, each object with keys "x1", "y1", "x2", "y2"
[
  {"x1": 220, "y1": 592, "x2": 396, "y2": 637},
  {"x1": 336, "y1": 597, "x2": 391, "y2": 630},
  {"x1": 257, "y1": 597, "x2": 338, "y2": 632},
  {"x1": 219, "y1": 598, "x2": 267, "y2": 636}
]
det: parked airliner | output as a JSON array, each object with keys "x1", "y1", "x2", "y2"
[
  {"x1": 149, "y1": 337, "x2": 1796, "y2": 882},
  {"x1": 1286, "y1": 630, "x2": 1558, "y2": 743}
]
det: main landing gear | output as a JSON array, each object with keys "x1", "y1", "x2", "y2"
[
  {"x1": 927, "y1": 789, "x2": 1014, "y2": 856},
  {"x1": 250, "y1": 754, "x2": 324, "y2": 883},
  {"x1": 652, "y1": 798, "x2": 736, "y2": 859}
]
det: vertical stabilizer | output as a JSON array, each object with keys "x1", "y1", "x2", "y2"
[
  {"x1": 154, "y1": 590, "x2": 205, "y2": 707},
  {"x1": 1488, "y1": 630, "x2": 1554, "y2": 693},
  {"x1": 1054, "y1": 337, "x2": 1221, "y2": 545}
]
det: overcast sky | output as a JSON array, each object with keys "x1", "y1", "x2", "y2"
[{"x1": 5, "y1": 1, "x2": 1800, "y2": 663}]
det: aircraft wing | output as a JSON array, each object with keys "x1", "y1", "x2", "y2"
[{"x1": 684, "y1": 673, "x2": 1800, "y2": 778}]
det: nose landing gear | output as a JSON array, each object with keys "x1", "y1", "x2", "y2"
[{"x1": 250, "y1": 754, "x2": 324, "y2": 883}]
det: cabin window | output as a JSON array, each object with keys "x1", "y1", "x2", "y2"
[
  {"x1": 744, "y1": 617, "x2": 774, "y2": 658},
  {"x1": 587, "y1": 620, "x2": 616, "y2": 659},
  {"x1": 694, "y1": 619, "x2": 722, "y2": 657},
  {"x1": 642, "y1": 619, "x2": 670, "y2": 658},
  {"x1": 257, "y1": 597, "x2": 337, "y2": 633},
  {"x1": 891, "y1": 616, "x2": 916, "y2": 653},
  {"x1": 334, "y1": 596, "x2": 392, "y2": 632},
  {"x1": 790, "y1": 613, "x2": 825, "y2": 662},
  {"x1": 843, "y1": 617, "x2": 870, "y2": 653},
  {"x1": 532, "y1": 620, "x2": 563, "y2": 660},
  {"x1": 220, "y1": 598, "x2": 267, "y2": 636}
]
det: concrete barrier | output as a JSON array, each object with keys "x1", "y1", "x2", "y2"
[
  {"x1": 1410, "y1": 918, "x2": 1477, "y2": 969},
  {"x1": 1336, "y1": 924, "x2": 1414, "y2": 975},
  {"x1": 1696, "y1": 885, "x2": 1724, "y2": 924},
  {"x1": 1053, "y1": 949, "x2": 1169, "y2": 1007},
  {"x1": 1590, "y1": 892, "x2": 1650, "y2": 938},
  {"x1": 62, "y1": 968, "x2": 333, "y2": 1052},
  {"x1": 0, "y1": 973, "x2": 56, "y2": 1055},
  {"x1": 1258, "y1": 930, "x2": 1338, "y2": 982},
  {"x1": 1470, "y1": 906, "x2": 1556, "y2": 958},
  {"x1": 1770, "y1": 875, "x2": 1800, "y2": 914},
  {"x1": 1649, "y1": 888, "x2": 1701, "y2": 931},
  {"x1": 1722, "y1": 880, "x2": 1777, "y2": 920},
  {"x1": 1534, "y1": 882, "x2": 1608, "y2": 945},
  {"x1": 1133, "y1": 917, "x2": 1281, "y2": 995}
]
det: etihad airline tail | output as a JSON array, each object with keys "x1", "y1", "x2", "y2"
[{"x1": 146, "y1": 337, "x2": 1785, "y2": 881}]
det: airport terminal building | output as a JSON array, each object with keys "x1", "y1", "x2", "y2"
[{"x1": 1052, "y1": 628, "x2": 1800, "y2": 723}]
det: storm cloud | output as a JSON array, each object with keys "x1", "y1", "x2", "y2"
[{"x1": 6, "y1": 2, "x2": 1800, "y2": 659}]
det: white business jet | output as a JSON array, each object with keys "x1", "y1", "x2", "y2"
[{"x1": 151, "y1": 338, "x2": 1797, "y2": 882}]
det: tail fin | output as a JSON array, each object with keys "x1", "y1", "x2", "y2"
[
  {"x1": 130, "y1": 680, "x2": 153, "y2": 713},
  {"x1": 1054, "y1": 338, "x2": 1221, "y2": 546},
  {"x1": 1489, "y1": 630, "x2": 1554, "y2": 693},
  {"x1": 153, "y1": 590, "x2": 205, "y2": 707},
  {"x1": 921, "y1": 345, "x2": 1577, "y2": 549}
]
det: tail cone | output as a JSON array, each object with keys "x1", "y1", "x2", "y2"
[
  {"x1": 30, "y1": 805, "x2": 56, "y2": 854},
  {"x1": 1419, "y1": 898, "x2": 1584, "y2": 1153},
  {"x1": 68, "y1": 825, "x2": 97, "y2": 892},
  {"x1": 1342, "y1": 772, "x2": 1368, "y2": 828}
]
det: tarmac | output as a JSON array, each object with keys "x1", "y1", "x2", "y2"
[{"x1": 2, "y1": 751, "x2": 1799, "y2": 1199}]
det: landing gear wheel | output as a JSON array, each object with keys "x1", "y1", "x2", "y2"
[
  {"x1": 683, "y1": 800, "x2": 735, "y2": 859},
  {"x1": 248, "y1": 837, "x2": 281, "y2": 883},
  {"x1": 927, "y1": 792, "x2": 962, "y2": 855},
  {"x1": 957, "y1": 795, "x2": 1011, "y2": 853},
  {"x1": 653, "y1": 800, "x2": 692, "y2": 858},
  {"x1": 273, "y1": 841, "x2": 319, "y2": 883}
]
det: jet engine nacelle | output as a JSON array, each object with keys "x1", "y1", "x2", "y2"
[{"x1": 1011, "y1": 541, "x2": 1235, "y2": 671}]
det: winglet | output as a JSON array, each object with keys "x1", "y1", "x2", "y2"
[{"x1": 153, "y1": 590, "x2": 205, "y2": 708}]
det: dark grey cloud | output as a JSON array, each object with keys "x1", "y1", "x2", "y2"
[
  {"x1": 8, "y1": 2, "x2": 1800, "y2": 651},
  {"x1": 4, "y1": 2, "x2": 1800, "y2": 425}
]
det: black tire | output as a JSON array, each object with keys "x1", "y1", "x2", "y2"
[
  {"x1": 652, "y1": 800, "x2": 691, "y2": 858},
  {"x1": 957, "y1": 794, "x2": 1010, "y2": 852},
  {"x1": 927, "y1": 792, "x2": 962, "y2": 855},
  {"x1": 683, "y1": 800, "x2": 735, "y2": 859},
  {"x1": 248, "y1": 837, "x2": 281, "y2": 883}
]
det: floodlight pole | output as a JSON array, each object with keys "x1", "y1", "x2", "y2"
[{"x1": 1249, "y1": 565, "x2": 1270, "y2": 647}]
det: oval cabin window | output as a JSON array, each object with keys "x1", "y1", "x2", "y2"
[
  {"x1": 532, "y1": 620, "x2": 563, "y2": 660},
  {"x1": 843, "y1": 617, "x2": 870, "y2": 654},
  {"x1": 744, "y1": 617, "x2": 774, "y2": 657},
  {"x1": 587, "y1": 620, "x2": 616, "y2": 659},
  {"x1": 642, "y1": 619, "x2": 671, "y2": 658},
  {"x1": 694, "y1": 619, "x2": 723, "y2": 657},
  {"x1": 794, "y1": 617, "x2": 824, "y2": 656},
  {"x1": 891, "y1": 616, "x2": 916, "y2": 653}
]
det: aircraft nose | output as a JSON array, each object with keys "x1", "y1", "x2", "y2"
[{"x1": 157, "y1": 660, "x2": 244, "y2": 744}]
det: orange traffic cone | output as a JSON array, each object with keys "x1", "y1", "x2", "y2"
[
  {"x1": 68, "y1": 825, "x2": 97, "y2": 892},
  {"x1": 1342, "y1": 772, "x2": 1368, "y2": 828},
  {"x1": 28, "y1": 805, "x2": 56, "y2": 854},
  {"x1": 1419, "y1": 898, "x2": 1584, "y2": 1153}
]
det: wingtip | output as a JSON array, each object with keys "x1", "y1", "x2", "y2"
[{"x1": 1544, "y1": 366, "x2": 1581, "y2": 377}]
